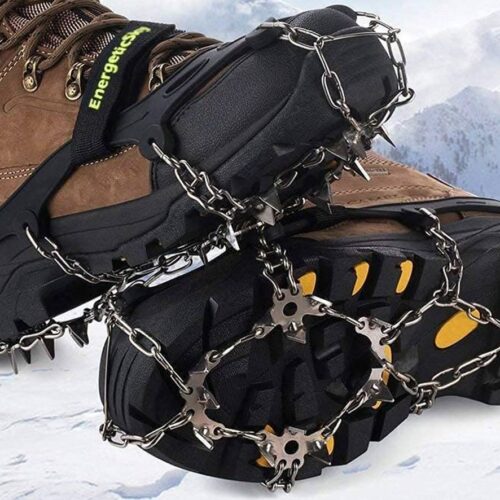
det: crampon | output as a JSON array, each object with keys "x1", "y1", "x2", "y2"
[
  {"x1": 97, "y1": 155, "x2": 500, "y2": 491},
  {"x1": 0, "y1": 4, "x2": 409, "y2": 367},
  {"x1": 3, "y1": 2, "x2": 497, "y2": 495}
]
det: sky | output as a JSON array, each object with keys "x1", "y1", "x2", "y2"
[
  {"x1": 108, "y1": 0, "x2": 500, "y2": 42},
  {"x1": 295, "y1": 0, "x2": 500, "y2": 39}
]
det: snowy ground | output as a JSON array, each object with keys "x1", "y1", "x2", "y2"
[{"x1": 1, "y1": 322, "x2": 500, "y2": 500}]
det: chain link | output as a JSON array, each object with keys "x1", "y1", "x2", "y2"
[
  {"x1": 95, "y1": 208, "x2": 500, "y2": 491},
  {"x1": 25, "y1": 226, "x2": 121, "y2": 285},
  {"x1": 260, "y1": 12, "x2": 414, "y2": 143},
  {"x1": 151, "y1": 142, "x2": 248, "y2": 223},
  {"x1": 0, "y1": 313, "x2": 95, "y2": 373},
  {"x1": 5, "y1": 9, "x2": 499, "y2": 493},
  {"x1": 256, "y1": 227, "x2": 299, "y2": 298}
]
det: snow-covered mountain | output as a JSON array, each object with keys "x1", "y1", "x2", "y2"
[
  {"x1": 107, "y1": 0, "x2": 299, "y2": 40},
  {"x1": 377, "y1": 86, "x2": 500, "y2": 198},
  {"x1": 399, "y1": 11, "x2": 500, "y2": 120}
]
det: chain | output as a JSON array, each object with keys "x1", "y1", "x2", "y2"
[
  {"x1": 93, "y1": 208, "x2": 500, "y2": 492},
  {"x1": 5, "y1": 224, "x2": 232, "y2": 374},
  {"x1": 151, "y1": 142, "x2": 248, "y2": 223},
  {"x1": 374, "y1": 209, "x2": 500, "y2": 413},
  {"x1": 259, "y1": 12, "x2": 414, "y2": 154},
  {"x1": 378, "y1": 209, "x2": 465, "y2": 346},
  {"x1": 147, "y1": 12, "x2": 415, "y2": 231},
  {"x1": 0, "y1": 314, "x2": 93, "y2": 374},
  {"x1": 8, "y1": 9, "x2": 499, "y2": 492},
  {"x1": 19, "y1": 10, "x2": 414, "y2": 307},
  {"x1": 24, "y1": 226, "x2": 121, "y2": 285},
  {"x1": 256, "y1": 226, "x2": 299, "y2": 298}
]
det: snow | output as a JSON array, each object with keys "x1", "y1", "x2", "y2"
[
  {"x1": 377, "y1": 86, "x2": 500, "y2": 198},
  {"x1": 2, "y1": 323, "x2": 500, "y2": 500}
]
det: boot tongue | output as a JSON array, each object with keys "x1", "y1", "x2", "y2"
[{"x1": 6, "y1": 1, "x2": 115, "y2": 62}]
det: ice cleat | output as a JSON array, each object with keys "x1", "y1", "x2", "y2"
[
  {"x1": 0, "y1": 3, "x2": 409, "y2": 364},
  {"x1": 97, "y1": 154, "x2": 500, "y2": 489}
]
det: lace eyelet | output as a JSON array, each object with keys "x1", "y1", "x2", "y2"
[
  {"x1": 65, "y1": 62, "x2": 85, "y2": 101},
  {"x1": 23, "y1": 55, "x2": 43, "y2": 92},
  {"x1": 148, "y1": 63, "x2": 169, "y2": 91}
]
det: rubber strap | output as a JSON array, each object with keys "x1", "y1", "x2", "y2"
[{"x1": 71, "y1": 21, "x2": 177, "y2": 167}]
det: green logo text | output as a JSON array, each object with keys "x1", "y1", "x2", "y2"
[{"x1": 88, "y1": 26, "x2": 152, "y2": 111}]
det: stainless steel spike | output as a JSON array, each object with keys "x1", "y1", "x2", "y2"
[
  {"x1": 377, "y1": 126, "x2": 396, "y2": 148},
  {"x1": 193, "y1": 427, "x2": 215, "y2": 450},
  {"x1": 354, "y1": 317, "x2": 395, "y2": 407},
  {"x1": 254, "y1": 188, "x2": 282, "y2": 226},
  {"x1": 9, "y1": 350, "x2": 19, "y2": 374},
  {"x1": 40, "y1": 337, "x2": 56, "y2": 360},
  {"x1": 66, "y1": 319, "x2": 89, "y2": 348},
  {"x1": 352, "y1": 159, "x2": 371, "y2": 182},
  {"x1": 225, "y1": 223, "x2": 240, "y2": 251},
  {"x1": 19, "y1": 349, "x2": 32, "y2": 365},
  {"x1": 343, "y1": 129, "x2": 368, "y2": 159}
]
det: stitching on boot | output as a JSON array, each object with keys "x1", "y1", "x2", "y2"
[
  {"x1": 342, "y1": 193, "x2": 453, "y2": 206},
  {"x1": 79, "y1": 145, "x2": 137, "y2": 168},
  {"x1": 0, "y1": 46, "x2": 25, "y2": 84},
  {"x1": 334, "y1": 185, "x2": 449, "y2": 196},
  {"x1": 0, "y1": 170, "x2": 36, "y2": 181},
  {"x1": 0, "y1": 166, "x2": 37, "y2": 178}
]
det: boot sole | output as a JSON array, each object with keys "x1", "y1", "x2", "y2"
[{"x1": 99, "y1": 212, "x2": 500, "y2": 483}]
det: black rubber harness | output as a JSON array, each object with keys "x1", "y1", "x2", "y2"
[
  {"x1": 72, "y1": 21, "x2": 177, "y2": 167},
  {"x1": 0, "y1": 20, "x2": 281, "y2": 247},
  {"x1": 273, "y1": 198, "x2": 500, "y2": 241}
]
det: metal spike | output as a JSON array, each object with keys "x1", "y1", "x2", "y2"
[
  {"x1": 199, "y1": 245, "x2": 209, "y2": 266},
  {"x1": 309, "y1": 446, "x2": 332, "y2": 466},
  {"x1": 360, "y1": 375, "x2": 395, "y2": 408},
  {"x1": 254, "y1": 188, "x2": 282, "y2": 226},
  {"x1": 199, "y1": 387, "x2": 220, "y2": 411},
  {"x1": 225, "y1": 223, "x2": 240, "y2": 251},
  {"x1": 327, "y1": 141, "x2": 349, "y2": 162},
  {"x1": 352, "y1": 159, "x2": 371, "y2": 182},
  {"x1": 19, "y1": 349, "x2": 32, "y2": 365},
  {"x1": 193, "y1": 427, "x2": 215, "y2": 450},
  {"x1": 40, "y1": 337, "x2": 55, "y2": 360},
  {"x1": 254, "y1": 205, "x2": 277, "y2": 226},
  {"x1": 260, "y1": 188, "x2": 282, "y2": 212},
  {"x1": 306, "y1": 179, "x2": 333, "y2": 214},
  {"x1": 9, "y1": 350, "x2": 19, "y2": 375},
  {"x1": 377, "y1": 126, "x2": 396, "y2": 148},
  {"x1": 260, "y1": 443, "x2": 277, "y2": 468},
  {"x1": 66, "y1": 319, "x2": 89, "y2": 348},
  {"x1": 67, "y1": 326, "x2": 85, "y2": 348},
  {"x1": 343, "y1": 130, "x2": 368, "y2": 159},
  {"x1": 285, "y1": 323, "x2": 307, "y2": 345}
]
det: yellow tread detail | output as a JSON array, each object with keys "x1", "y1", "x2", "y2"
[
  {"x1": 353, "y1": 262, "x2": 370, "y2": 296},
  {"x1": 396, "y1": 260, "x2": 414, "y2": 294},
  {"x1": 299, "y1": 272, "x2": 317, "y2": 296},
  {"x1": 435, "y1": 310, "x2": 481, "y2": 349}
]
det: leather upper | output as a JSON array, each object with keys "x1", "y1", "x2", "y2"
[
  {"x1": 0, "y1": 33, "x2": 152, "y2": 214},
  {"x1": 332, "y1": 152, "x2": 471, "y2": 208}
]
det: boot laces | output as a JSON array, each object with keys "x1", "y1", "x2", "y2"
[{"x1": 0, "y1": 0, "x2": 219, "y2": 95}]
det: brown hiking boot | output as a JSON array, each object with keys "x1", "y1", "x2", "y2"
[
  {"x1": 98, "y1": 153, "x2": 500, "y2": 489},
  {"x1": 0, "y1": 3, "x2": 410, "y2": 357}
]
